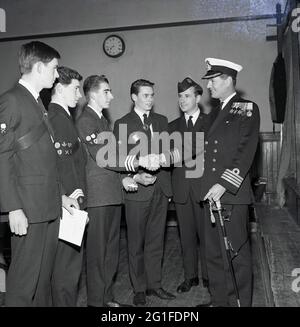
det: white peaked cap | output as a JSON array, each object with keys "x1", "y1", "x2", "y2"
[{"x1": 202, "y1": 58, "x2": 243, "y2": 79}]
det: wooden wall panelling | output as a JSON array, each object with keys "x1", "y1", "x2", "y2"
[{"x1": 255, "y1": 132, "x2": 281, "y2": 203}]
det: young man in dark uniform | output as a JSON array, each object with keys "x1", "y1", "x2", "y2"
[
  {"x1": 48, "y1": 66, "x2": 87, "y2": 306},
  {"x1": 0, "y1": 41, "x2": 78, "y2": 306},
  {"x1": 169, "y1": 78, "x2": 212, "y2": 294},
  {"x1": 197, "y1": 58, "x2": 260, "y2": 307},
  {"x1": 76, "y1": 75, "x2": 139, "y2": 307},
  {"x1": 114, "y1": 79, "x2": 175, "y2": 306}
]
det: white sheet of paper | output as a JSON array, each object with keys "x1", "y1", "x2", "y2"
[{"x1": 58, "y1": 207, "x2": 88, "y2": 247}]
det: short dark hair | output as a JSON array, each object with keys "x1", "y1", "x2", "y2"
[
  {"x1": 52, "y1": 66, "x2": 82, "y2": 95},
  {"x1": 83, "y1": 75, "x2": 109, "y2": 100},
  {"x1": 130, "y1": 79, "x2": 154, "y2": 96},
  {"x1": 56, "y1": 66, "x2": 82, "y2": 85},
  {"x1": 19, "y1": 41, "x2": 61, "y2": 74}
]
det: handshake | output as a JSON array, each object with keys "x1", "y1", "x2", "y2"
[{"x1": 139, "y1": 153, "x2": 167, "y2": 171}]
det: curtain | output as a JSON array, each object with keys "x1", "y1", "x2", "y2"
[{"x1": 276, "y1": 26, "x2": 297, "y2": 207}]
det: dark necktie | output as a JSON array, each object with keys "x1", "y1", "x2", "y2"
[
  {"x1": 187, "y1": 115, "x2": 193, "y2": 130},
  {"x1": 143, "y1": 114, "x2": 152, "y2": 132},
  {"x1": 37, "y1": 96, "x2": 55, "y2": 143},
  {"x1": 186, "y1": 115, "x2": 196, "y2": 160}
]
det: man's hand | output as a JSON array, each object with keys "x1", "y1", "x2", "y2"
[
  {"x1": 204, "y1": 183, "x2": 226, "y2": 202},
  {"x1": 134, "y1": 173, "x2": 157, "y2": 186},
  {"x1": 62, "y1": 195, "x2": 79, "y2": 215},
  {"x1": 9, "y1": 209, "x2": 28, "y2": 236},
  {"x1": 139, "y1": 154, "x2": 160, "y2": 171},
  {"x1": 159, "y1": 153, "x2": 167, "y2": 167},
  {"x1": 122, "y1": 177, "x2": 138, "y2": 192}
]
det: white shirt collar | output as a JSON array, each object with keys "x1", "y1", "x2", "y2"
[
  {"x1": 221, "y1": 92, "x2": 237, "y2": 110},
  {"x1": 18, "y1": 79, "x2": 39, "y2": 102},
  {"x1": 134, "y1": 108, "x2": 150, "y2": 123},
  {"x1": 184, "y1": 108, "x2": 200, "y2": 125},
  {"x1": 88, "y1": 104, "x2": 103, "y2": 120},
  {"x1": 50, "y1": 100, "x2": 71, "y2": 116}
]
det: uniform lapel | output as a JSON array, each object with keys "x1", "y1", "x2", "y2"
[
  {"x1": 149, "y1": 111, "x2": 158, "y2": 133},
  {"x1": 179, "y1": 115, "x2": 188, "y2": 132},
  {"x1": 16, "y1": 83, "x2": 43, "y2": 120},
  {"x1": 49, "y1": 103, "x2": 73, "y2": 121},
  {"x1": 85, "y1": 105, "x2": 101, "y2": 122},
  {"x1": 194, "y1": 113, "x2": 204, "y2": 131},
  {"x1": 208, "y1": 94, "x2": 239, "y2": 136},
  {"x1": 130, "y1": 110, "x2": 144, "y2": 130}
]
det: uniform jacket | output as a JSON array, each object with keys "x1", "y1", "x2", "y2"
[
  {"x1": 48, "y1": 103, "x2": 87, "y2": 209},
  {"x1": 0, "y1": 84, "x2": 62, "y2": 223},
  {"x1": 114, "y1": 110, "x2": 172, "y2": 202},
  {"x1": 76, "y1": 105, "x2": 123, "y2": 207},
  {"x1": 200, "y1": 94, "x2": 260, "y2": 204},
  {"x1": 169, "y1": 111, "x2": 214, "y2": 204}
]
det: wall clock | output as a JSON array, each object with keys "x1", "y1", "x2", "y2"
[{"x1": 103, "y1": 34, "x2": 125, "y2": 58}]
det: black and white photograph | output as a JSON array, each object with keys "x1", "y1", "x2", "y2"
[{"x1": 0, "y1": 0, "x2": 300, "y2": 314}]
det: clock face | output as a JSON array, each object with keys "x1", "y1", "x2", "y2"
[{"x1": 103, "y1": 35, "x2": 125, "y2": 58}]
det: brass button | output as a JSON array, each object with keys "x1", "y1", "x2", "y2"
[
  {"x1": 214, "y1": 149, "x2": 217, "y2": 153},
  {"x1": 213, "y1": 158, "x2": 216, "y2": 162},
  {"x1": 214, "y1": 140, "x2": 218, "y2": 144},
  {"x1": 212, "y1": 168, "x2": 216, "y2": 172}
]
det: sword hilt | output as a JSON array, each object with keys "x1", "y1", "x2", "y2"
[{"x1": 216, "y1": 200, "x2": 222, "y2": 210}]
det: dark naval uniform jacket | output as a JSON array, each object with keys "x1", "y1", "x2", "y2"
[
  {"x1": 114, "y1": 110, "x2": 172, "y2": 201},
  {"x1": 169, "y1": 111, "x2": 213, "y2": 204},
  {"x1": 0, "y1": 84, "x2": 62, "y2": 223},
  {"x1": 76, "y1": 105, "x2": 123, "y2": 207},
  {"x1": 48, "y1": 103, "x2": 87, "y2": 209},
  {"x1": 200, "y1": 94, "x2": 260, "y2": 204}
]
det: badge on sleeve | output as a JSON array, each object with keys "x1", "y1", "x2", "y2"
[
  {"x1": 54, "y1": 142, "x2": 61, "y2": 149},
  {"x1": 0, "y1": 123, "x2": 7, "y2": 135},
  {"x1": 86, "y1": 131, "x2": 99, "y2": 145}
]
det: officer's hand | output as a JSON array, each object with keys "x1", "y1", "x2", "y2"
[
  {"x1": 9, "y1": 209, "x2": 28, "y2": 236},
  {"x1": 62, "y1": 195, "x2": 79, "y2": 215},
  {"x1": 204, "y1": 183, "x2": 226, "y2": 202},
  {"x1": 134, "y1": 173, "x2": 157, "y2": 186},
  {"x1": 122, "y1": 177, "x2": 138, "y2": 192}
]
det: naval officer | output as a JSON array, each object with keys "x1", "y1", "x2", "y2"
[{"x1": 198, "y1": 58, "x2": 260, "y2": 307}]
